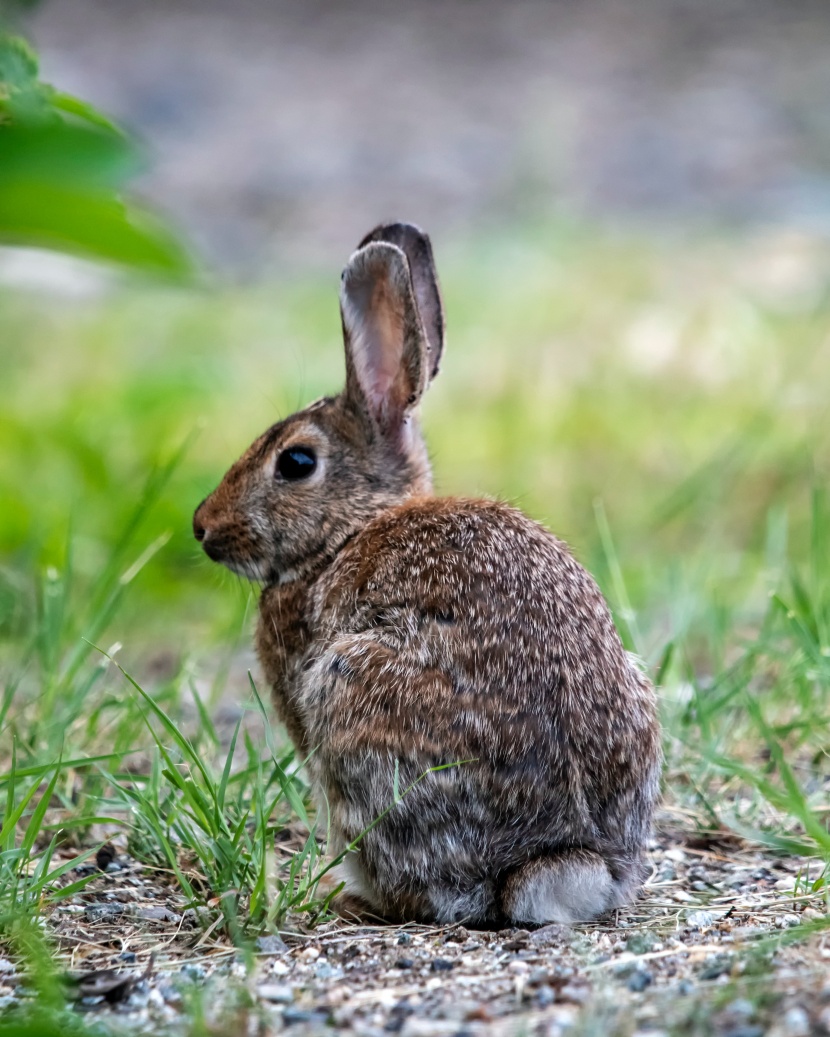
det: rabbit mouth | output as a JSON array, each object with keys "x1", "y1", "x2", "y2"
[
  {"x1": 200, "y1": 534, "x2": 270, "y2": 582},
  {"x1": 221, "y1": 556, "x2": 271, "y2": 582}
]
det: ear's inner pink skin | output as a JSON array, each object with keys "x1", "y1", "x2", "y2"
[{"x1": 193, "y1": 221, "x2": 662, "y2": 928}]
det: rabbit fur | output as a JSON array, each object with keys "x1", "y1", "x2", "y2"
[{"x1": 194, "y1": 222, "x2": 662, "y2": 927}]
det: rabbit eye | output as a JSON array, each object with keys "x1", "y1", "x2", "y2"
[{"x1": 276, "y1": 447, "x2": 317, "y2": 481}]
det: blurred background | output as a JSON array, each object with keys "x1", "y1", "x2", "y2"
[{"x1": 3, "y1": 0, "x2": 830, "y2": 673}]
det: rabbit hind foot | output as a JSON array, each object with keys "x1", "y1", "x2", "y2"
[{"x1": 501, "y1": 850, "x2": 624, "y2": 926}]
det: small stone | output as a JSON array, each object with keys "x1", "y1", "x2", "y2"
[
  {"x1": 625, "y1": 932, "x2": 657, "y2": 955},
  {"x1": 85, "y1": 904, "x2": 125, "y2": 921},
  {"x1": 395, "y1": 959, "x2": 414, "y2": 969},
  {"x1": 782, "y1": 1006, "x2": 810, "y2": 1037},
  {"x1": 776, "y1": 914, "x2": 801, "y2": 929},
  {"x1": 257, "y1": 983, "x2": 294, "y2": 1004},
  {"x1": 698, "y1": 954, "x2": 733, "y2": 981},
  {"x1": 256, "y1": 935, "x2": 289, "y2": 954},
  {"x1": 724, "y1": 998, "x2": 756, "y2": 1020},
  {"x1": 626, "y1": 969, "x2": 653, "y2": 993},
  {"x1": 430, "y1": 958, "x2": 455, "y2": 972},
  {"x1": 535, "y1": 986, "x2": 556, "y2": 1007},
  {"x1": 677, "y1": 979, "x2": 695, "y2": 995},
  {"x1": 299, "y1": 946, "x2": 320, "y2": 960},
  {"x1": 315, "y1": 961, "x2": 335, "y2": 979},
  {"x1": 282, "y1": 1008, "x2": 320, "y2": 1025},
  {"x1": 397, "y1": 932, "x2": 412, "y2": 945},
  {"x1": 686, "y1": 910, "x2": 721, "y2": 929},
  {"x1": 135, "y1": 906, "x2": 182, "y2": 923},
  {"x1": 0, "y1": 959, "x2": 15, "y2": 974},
  {"x1": 118, "y1": 951, "x2": 136, "y2": 964},
  {"x1": 529, "y1": 924, "x2": 571, "y2": 948}
]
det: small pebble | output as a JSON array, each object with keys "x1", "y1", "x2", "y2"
[
  {"x1": 430, "y1": 959, "x2": 455, "y2": 972},
  {"x1": 724, "y1": 998, "x2": 756, "y2": 1020},
  {"x1": 85, "y1": 904, "x2": 125, "y2": 920},
  {"x1": 283, "y1": 1008, "x2": 324, "y2": 1025},
  {"x1": 535, "y1": 986, "x2": 556, "y2": 1007},
  {"x1": 782, "y1": 1006, "x2": 810, "y2": 1037},
  {"x1": 528, "y1": 924, "x2": 570, "y2": 948},
  {"x1": 698, "y1": 955, "x2": 733, "y2": 981},
  {"x1": 397, "y1": 932, "x2": 412, "y2": 945},
  {"x1": 626, "y1": 969, "x2": 653, "y2": 993},
  {"x1": 135, "y1": 906, "x2": 182, "y2": 923},
  {"x1": 299, "y1": 946, "x2": 320, "y2": 961},
  {"x1": 118, "y1": 952, "x2": 136, "y2": 964},
  {"x1": 257, "y1": 983, "x2": 294, "y2": 1004},
  {"x1": 625, "y1": 932, "x2": 657, "y2": 955},
  {"x1": 395, "y1": 959, "x2": 414, "y2": 969},
  {"x1": 256, "y1": 935, "x2": 289, "y2": 954}
]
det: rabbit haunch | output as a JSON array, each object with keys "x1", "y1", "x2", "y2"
[{"x1": 194, "y1": 221, "x2": 662, "y2": 927}]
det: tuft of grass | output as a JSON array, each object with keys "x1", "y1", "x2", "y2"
[{"x1": 101, "y1": 660, "x2": 325, "y2": 941}]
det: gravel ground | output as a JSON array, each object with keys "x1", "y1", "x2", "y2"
[{"x1": 3, "y1": 816, "x2": 829, "y2": 1036}]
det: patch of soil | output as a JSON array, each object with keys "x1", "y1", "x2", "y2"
[{"x1": 3, "y1": 816, "x2": 829, "y2": 1035}]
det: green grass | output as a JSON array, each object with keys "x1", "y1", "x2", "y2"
[{"x1": 2, "y1": 219, "x2": 830, "y2": 1031}]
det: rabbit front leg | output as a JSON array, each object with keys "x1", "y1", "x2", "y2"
[{"x1": 257, "y1": 581, "x2": 316, "y2": 758}]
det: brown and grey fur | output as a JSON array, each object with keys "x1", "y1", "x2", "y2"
[{"x1": 194, "y1": 222, "x2": 662, "y2": 927}]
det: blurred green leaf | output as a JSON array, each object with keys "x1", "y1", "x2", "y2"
[
  {"x1": 0, "y1": 122, "x2": 138, "y2": 186},
  {"x1": 0, "y1": 30, "x2": 194, "y2": 278},
  {"x1": 0, "y1": 179, "x2": 194, "y2": 276}
]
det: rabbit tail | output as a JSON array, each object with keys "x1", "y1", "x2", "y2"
[{"x1": 501, "y1": 850, "x2": 640, "y2": 926}]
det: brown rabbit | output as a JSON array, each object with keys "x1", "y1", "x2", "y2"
[{"x1": 194, "y1": 223, "x2": 661, "y2": 926}]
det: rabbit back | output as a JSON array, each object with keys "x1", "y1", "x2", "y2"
[{"x1": 280, "y1": 496, "x2": 660, "y2": 924}]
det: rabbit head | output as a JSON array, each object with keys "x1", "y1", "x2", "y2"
[{"x1": 193, "y1": 223, "x2": 445, "y2": 584}]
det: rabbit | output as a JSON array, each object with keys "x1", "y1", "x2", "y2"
[{"x1": 193, "y1": 222, "x2": 662, "y2": 927}]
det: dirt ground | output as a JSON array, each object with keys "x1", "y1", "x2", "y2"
[{"x1": 2, "y1": 813, "x2": 828, "y2": 1036}]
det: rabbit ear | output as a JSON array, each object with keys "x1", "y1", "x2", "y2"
[
  {"x1": 358, "y1": 222, "x2": 445, "y2": 380},
  {"x1": 340, "y1": 241, "x2": 429, "y2": 447}
]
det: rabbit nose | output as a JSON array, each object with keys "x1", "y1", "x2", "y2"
[{"x1": 193, "y1": 505, "x2": 209, "y2": 543}]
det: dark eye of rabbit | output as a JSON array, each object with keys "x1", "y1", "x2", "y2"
[{"x1": 276, "y1": 447, "x2": 317, "y2": 481}]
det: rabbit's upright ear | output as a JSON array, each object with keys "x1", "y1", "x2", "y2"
[
  {"x1": 358, "y1": 223, "x2": 445, "y2": 380},
  {"x1": 340, "y1": 241, "x2": 429, "y2": 447}
]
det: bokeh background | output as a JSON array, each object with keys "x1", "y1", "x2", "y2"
[{"x1": 3, "y1": 0, "x2": 830, "y2": 673}]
